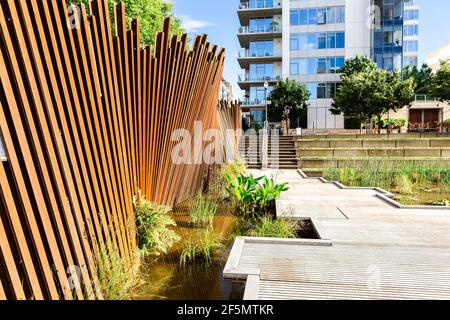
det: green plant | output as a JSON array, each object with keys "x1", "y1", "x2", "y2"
[
  {"x1": 225, "y1": 174, "x2": 289, "y2": 218},
  {"x1": 324, "y1": 160, "x2": 450, "y2": 196},
  {"x1": 444, "y1": 118, "x2": 450, "y2": 124},
  {"x1": 189, "y1": 195, "x2": 218, "y2": 226},
  {"x1": 246, "y1": 217, "x2": 298, "y2": 239},
  {"x1": 394, "y1": 174, "x2": 413, "y2": 195},
  {"x1": 134, "y1": 197, "x2": 180, "y2": 256},
  {"x1": 180, "y1": 229, "x2": 224, "y2": 267},
  {"x1": 225, "y1": 173, "x2": 262, "y2": 216},
  {"x1": 253, "y1": 176, "x2": 289, "y2": 214},
  {"x1": 96, "y1": 247, "x2": 141, "y2": 300}
]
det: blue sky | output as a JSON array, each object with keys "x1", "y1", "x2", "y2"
[{"x1": 171, "y1": 0, "x2": 450, "y2": 99}]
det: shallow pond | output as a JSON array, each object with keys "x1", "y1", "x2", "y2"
[
  {"x1": 392, "y1": 184, "x2": 450, "y2": 206},
  {"x1": 131, "y1": 207, "x2": 238, "y2": 300}
]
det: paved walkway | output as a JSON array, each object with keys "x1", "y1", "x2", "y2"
[{"x1": 223, "y1": 169, "x2": 450, "y2": 300}]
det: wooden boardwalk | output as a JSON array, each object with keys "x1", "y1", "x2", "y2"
[{"x1": 223, "y1": 170, "x2": 450, "y2": 300}]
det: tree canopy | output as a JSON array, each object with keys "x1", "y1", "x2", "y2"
[
  {"x1": 70, "y1": 0, "x2": 184, "y2": 46},
  {"x1": 268, "y1": 79, "x2": 310, "y2": 130},
  {"x1": 331, "y1": 56, "x2": 415, "y2": 133},
  {"x1": 430, "y1": 61, "x2": 450, "y2": 103},
  {"x1": 402, "y1": 64, "x2": 433, "y2": 95}
]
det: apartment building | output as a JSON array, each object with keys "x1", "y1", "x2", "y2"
[
  {"x1": 425, "y1": 43, "x2": 450, "y2": 72},
  {"x1": 237, "y1": 0, "x2": 419, "y2": 130}
]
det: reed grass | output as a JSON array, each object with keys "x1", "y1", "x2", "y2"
[
  {"x1": 179, "y1": 229, "x2": 224, "y2": 267},
  {"x1": 246, "y1": 217, "x2": 299, "y2": 239},
  {"x1": 189, "y1": 195, "x2": 218, "y2": 226},
  {"x1": 96, "y1": 246, "x2": 142, "y2": 300},
  {"x1": 324, "y1": 160, "x2": 450, "y2": 191}
]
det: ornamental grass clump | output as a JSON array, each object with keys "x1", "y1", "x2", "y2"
[
  {"x1": 246, "y1": 217, "x2": 299, "y2": 239},
  {"x1": 179, "y1": 229, "x2": 224, "y2": 267},
  {"x1": 189, "y1": 195, "x2": 218, "y2": 226}
]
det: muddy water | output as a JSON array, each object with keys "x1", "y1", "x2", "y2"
[
  {"x1": 131, "y1": 208, "x2": 238, "y2": 300},
  {"x1": 392, "y1": 184, "x2": 450, "y2": 206}
]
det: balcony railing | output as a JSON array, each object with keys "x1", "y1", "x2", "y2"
[
  {"x1": 239, "y1": 1, "x2": 282, "y2": 10},
  {"x1": 238, "y1": 75, "x2": 281, "y2": 82},
  {"x1": 238, "y1": 25, "x2": 282, "y2": 34},
  {"x1": 238, "y1": 50, "x2": 282, "y2": 58},
  {"x1": 240, "y1": 98, "x2": 269, "y2": 106},
  {"x1": 414, "y1": 94, "x2": 437, "y2": 102}
]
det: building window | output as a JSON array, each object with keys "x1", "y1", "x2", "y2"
[
  {"x1": 404, "y1": 56, "x2": 418, "y2": 68},
  {"x1": 249, "y1": 17, "x2": 273, "y2": 32},
  {"x1": 307, "y1": 83, "x2": 318, "y2": 99},
  {"x1": 250, "y1": 63, "x2": 274, "y2": 80},
  {"x1": 290, "y1": 57, "x2": 345, "y2": 75},
  {"x1": 250, "y1": 86, "x2": 273, "y2": 104},
  {"x1": 249, "y1": 40, "x2": 274, "y2": 57},
  {"x1": 404, "y1": 9, "x2": 419, "y2": 20},
  {"x1": 404, "y1": 25, "x2": 418, "y2": 36},
  {"x1": 404, "y1": 40, "x2": 418, "y2": 52},
  {"x1": 290, "y1": 6, "x2": 345, "y2": 26},
  {"x1": 290, "y1": 32, "x2": 344, "y2": 50}
]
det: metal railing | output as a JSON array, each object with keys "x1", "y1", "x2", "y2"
[
  {"x1": 414, "y1": 94, "x2": 438, "y2": 102},
  {"x1": 238, "y1": 75, "x2": 281, "y2": 82},
  {"x1": 238, "y1": 50, "x2": 282, "y2": 58},
  {"x1": 240, "y1": 98, "x2": 269, "y2": 106},
  {"x1": 239, "y1": 1, "x2": 282, "y2": 10},
  {"x1": 238, "y1": 25, "x2": 282, "y2": 34}
]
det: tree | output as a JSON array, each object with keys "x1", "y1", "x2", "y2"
[
  {"x1": 430, "y1": 61, "x2": 450, "y2": 103},
  {"x1": 402, "y1": 64, "x2": 433, "y2": 95},
  {"x1": 331, "y1": 56, "x2": 415, "y2": 133},
  {"x1": 69, "y1": 0, "x2": 184, "y2": 46},
  {"x1": 268, "y1": 79, "x2": 310, "y2": 132},
  {"x1": 340, "y1": 55, "x2": 377, "y2": 75}
]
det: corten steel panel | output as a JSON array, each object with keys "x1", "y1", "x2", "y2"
[{"x1": 0, "y1": 0, "x2": 240, "y2": 300}]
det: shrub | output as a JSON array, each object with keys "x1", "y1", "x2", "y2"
[
  {"x1": 373, "y1": 118, "x2": 407, "y2": 129},
  {"x1": 134, "y1": 198, "x2": 180, "y2": 256},
  {"x1": 179, "y1": 229, "x2": 223, "y2": 267},
  {"x1": 246, "y1": 217, "x2": 298, "y2": 239},
  {"x1": 189, "y1": 195, "x2": 218, "y2": 226}
]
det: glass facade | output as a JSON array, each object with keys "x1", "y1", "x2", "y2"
[
  {"x1": 249, "y1": 40, "x2": 274, "y2": 57},
  {"x1": 373, "y1": 0, "x2": 405, "y2": 71},
  {"x1": 290, "y1": 6, "x2": 345, "y2": 25},
  {"x1": 290, "y1": 57, "x2": 344, "y2": 75},
  {"x1": 249, "y1": 17, "x2": 274, "y2": 32},
  {"x1": 290, "y1": 32, "x2": 345, "y2": 50},
  {"x1": 249, "y1": 63, "x2": 274, "y2": 80},
  {"x1": 249, "y1": 86, "x2": 273, "y2": 105},
  {"x1": 248, "y1": 0, "x2": 274, "y2": 9}
]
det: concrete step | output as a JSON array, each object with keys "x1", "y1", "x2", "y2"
[
  {"x1": 298, "y1": 148, "x2": 450, "y2": 158},
  {"x1": 296, "y1": 138, "x2": 450, "y2": 149},
  {"x1": 299, "y1": 157, "x2": 450, "y2": 169},
  {"x1": 297, "y1": 133, "x2": 450, "y2": 140}
]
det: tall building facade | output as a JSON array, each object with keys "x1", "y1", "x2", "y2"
[{"x1": 237, "y1": 0, "x2": 419, "y2": 129}]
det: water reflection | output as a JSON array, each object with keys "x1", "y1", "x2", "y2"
[{"x1": 131, "y1": 208, "x2": 237, "y2": 300}]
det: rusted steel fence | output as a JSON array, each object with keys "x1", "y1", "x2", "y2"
[{"x1": 0, "y1": 0, "x2": 239, "y2": 300}]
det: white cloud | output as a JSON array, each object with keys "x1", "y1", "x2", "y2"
[{"x1": 179, "y1": 15, "x2": 215, "y2": 32}]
